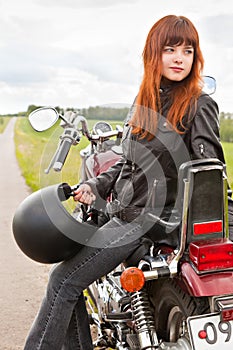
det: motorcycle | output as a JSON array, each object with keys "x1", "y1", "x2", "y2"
[{"x1": 13, "y1": 95, "x2": 233, "y2": 350}]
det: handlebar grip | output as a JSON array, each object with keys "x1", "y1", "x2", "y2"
[
  {"x1": 53, "y1": 138, "x2": 72, "y2": 171},
  {"x1": 57, "y1": 183, "x2": 73, "y2": 201}
]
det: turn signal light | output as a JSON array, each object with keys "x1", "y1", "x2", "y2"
[
  {"x1": 120, "y1": 267, "x2": 145, "y2": 292},
  {"x1": 189, "y1": 238, "x2": 233, "y2": 272}
]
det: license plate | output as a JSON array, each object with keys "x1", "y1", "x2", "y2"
[{"x1": 188, "y1": 313, "x2": 233, "y2": 350}]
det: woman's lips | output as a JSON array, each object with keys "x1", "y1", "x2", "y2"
[{"x1": 170, "y1": 67, "x2": 184, "y2": 72}]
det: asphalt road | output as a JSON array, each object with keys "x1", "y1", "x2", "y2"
[{"x1": 0, "y1": 118, "x2": 50, "y2": 350}]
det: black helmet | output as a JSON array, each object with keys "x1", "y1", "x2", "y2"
[{"x1": 12, "y1": 184, "x2": 97, "y2": 264}]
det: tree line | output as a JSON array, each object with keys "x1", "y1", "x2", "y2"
[
  {"x1": 0, "y1": 105, "x2": 129, "y2": 121},
  {"x1": 24, "y1": 104, "x2": 129, "y2": 121},
  {"x1": 1, "y1": 106, "x2": 233, "y2": 142}
]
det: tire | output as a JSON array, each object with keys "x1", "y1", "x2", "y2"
[{"x1": 153, "y1": 279, "x2": 210, "y2": 342}]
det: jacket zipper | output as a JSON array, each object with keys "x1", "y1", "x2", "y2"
[{"x1": 199, "y1": 143, "x2": 204, "y2": 156}]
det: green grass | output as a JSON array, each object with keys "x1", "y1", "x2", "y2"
[
  {"x1": 222, "y1": 142, "x2": 233, "y2": 189},
  {"x1": 0, "y1": 116, "x2": 11, "y2": 133}
]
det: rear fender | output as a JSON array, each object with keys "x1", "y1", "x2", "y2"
[{"x1": 180, "y1": 262, "x2": 233, "y2": 297}]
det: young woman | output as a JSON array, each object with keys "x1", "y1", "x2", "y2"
[{"x1": 24, "y1": 15, "x2": 228, "y2": 350}]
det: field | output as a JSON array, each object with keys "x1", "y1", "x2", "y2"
[{"x1": 14, "y1": 117, "x2": 233, "y2": 192}]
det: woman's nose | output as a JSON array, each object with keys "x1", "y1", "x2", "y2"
[{"x1": 174, "y1": 56, "x2": 183, "y2": 64}]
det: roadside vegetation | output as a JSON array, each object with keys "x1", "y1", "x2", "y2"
[{"x1": 0, "y1": 116, "x2": 11, "y2": 133}]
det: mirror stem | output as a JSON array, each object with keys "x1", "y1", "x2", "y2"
[{"x1": 59, "y1": 114, "x2": 73, "y2": 127}]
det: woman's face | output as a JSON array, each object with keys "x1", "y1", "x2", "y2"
[{"x1": 161, "y1": 44, "x2": 194, "y2": 82}]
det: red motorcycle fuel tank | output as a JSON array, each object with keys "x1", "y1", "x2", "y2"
[{"x1": 85, "y1": 150, "x2": 121, "y2": 179}]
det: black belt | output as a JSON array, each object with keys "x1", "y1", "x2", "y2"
[
  {"x1": 115, "y1": 207, "x2": 143, "y2": 222},
  {"x1": 106, "y1": 200, "x2": 143, "y2": 222}
]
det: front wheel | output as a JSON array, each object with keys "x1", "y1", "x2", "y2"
[{"x1": 153, "y1": 279, "x2": 210, "y2": 342}]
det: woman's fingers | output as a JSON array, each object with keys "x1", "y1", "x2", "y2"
[{"x1": 73, "y1": 184, "x2": 96, "y2": 204}]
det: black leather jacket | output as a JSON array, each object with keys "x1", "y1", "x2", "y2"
[{"x1": 86, "y1": 89, "x2": 225, "y2": 220}]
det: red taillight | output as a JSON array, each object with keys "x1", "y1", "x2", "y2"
[
  {"x1": 120, "y1": 267, "x2": 145, "y2": 292},
  {"x1": 193, "y1": 220, "x2": 223, "y2": 235},
  {"x1": 189, "y1": 238, "x2": 233, "y2": 272}
]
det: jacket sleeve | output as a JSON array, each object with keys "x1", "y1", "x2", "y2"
[{"x1": 190, "y1": 94, "x2": 225, "y2": 162}]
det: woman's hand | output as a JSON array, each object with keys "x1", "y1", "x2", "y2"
[{"x1": 73, "y1": 184, "x2": 96, "y2": 205}]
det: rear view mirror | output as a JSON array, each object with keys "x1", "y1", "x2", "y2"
[
  {"x1": 29, "y1": 107, "x2": 59, "y2": 131},
  {"x1": 203, "y1": 76, "x2": 216, "y2": 95}
]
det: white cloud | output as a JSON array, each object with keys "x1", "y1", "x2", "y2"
[{"x1": 0, "y1": 0, "x2": 232, "y2": 113}]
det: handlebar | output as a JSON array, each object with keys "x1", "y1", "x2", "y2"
[
  {"x1": 53, "y1": 138, "x2": 73, "y2": 172},
  {"x1": 45, "y1": 128, "x2": 80, "y2": 173},
  {"x1": 29, "y1": 107, "x2": 123, "y2": 173},
  {"x1": 57, "y1": 183, "x2": 74, "y2": 201},
  {"x1": 62, "y1": 113, "x2": 121, "y2": 142}
]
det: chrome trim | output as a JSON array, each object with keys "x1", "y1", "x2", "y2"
[
  {"x1": 223, "y1": 176, "x2": 229, "y2": 238},
  {"x1": 169, "y1": 179, "x2": 190, "y2": 277},
  {"x1": 142, "y1": 180, "x2": 190, "y2": 281},
  {"x1": 215, "y1": 295, "x2": 233, "y2": 312}
]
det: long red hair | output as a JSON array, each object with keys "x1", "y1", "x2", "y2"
[{"x1": 129, "y1": 15, "x2": 204, "y2": 139}]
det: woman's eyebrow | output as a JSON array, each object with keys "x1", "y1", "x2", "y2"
[{"x1": 164, "y1": 44, "x2": 194, "y2": 48}]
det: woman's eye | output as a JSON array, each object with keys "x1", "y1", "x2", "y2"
[
  {"x1": 164, "y1": 47, "x2": 174, "y2": 52},
  {"x1": 184, "y1": 49, "x2": 194, "y2": 55}
]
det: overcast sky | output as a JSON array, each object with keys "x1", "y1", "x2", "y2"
[{"x1": 0, "y1": 0, "x2": 233, "y2": 114}]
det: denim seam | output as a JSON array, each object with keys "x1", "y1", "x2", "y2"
[
  {"x1": 37, "y1": 291, "x2": 58, "y2": 350},
  {"x1": 73, "y1": 311, "x2": 81, "y2": 350}
]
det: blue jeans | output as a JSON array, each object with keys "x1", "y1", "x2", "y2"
[{"x1": 24, "y1": 217, "x2": 143, "y2": 350}]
